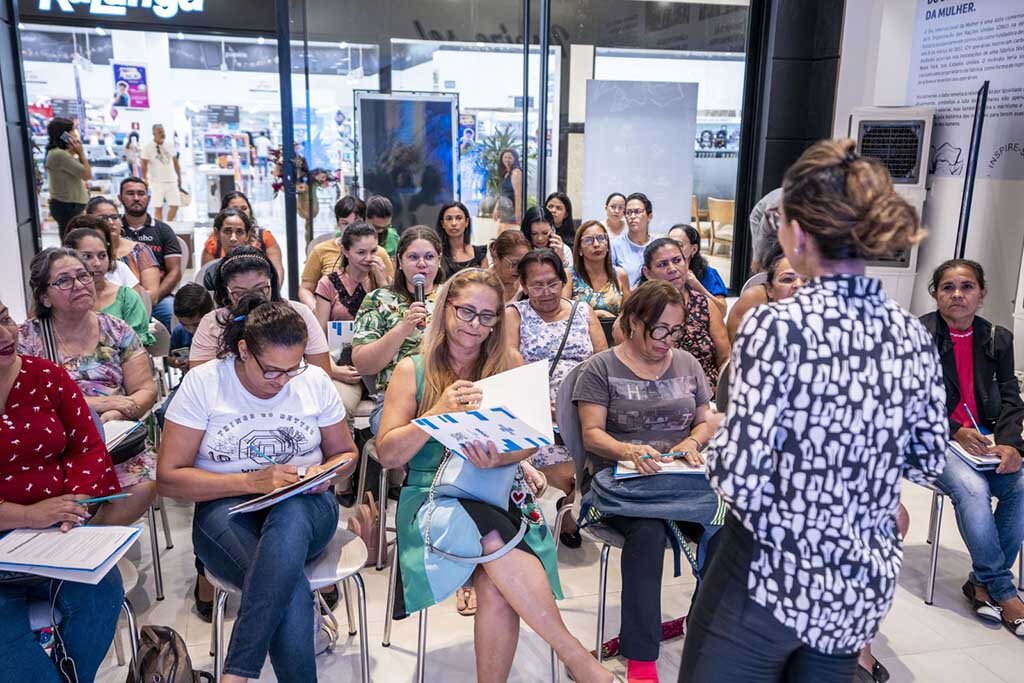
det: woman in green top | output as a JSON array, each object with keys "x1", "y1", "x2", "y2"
[
  {"x1": 64, "y1": 226, "x2": 154, "y2": 346},
  {"x1": 377, "y1": 268, "x2": 614, "y2": 683},
  {"x1": 352, "y1": 226, "x2": 444, "y2": 434},
  {"x1": 44, "y1": 118, "x2": 92, "y2": 240}
]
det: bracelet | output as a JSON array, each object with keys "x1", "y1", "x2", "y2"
[{"x1": 683, "y1": 437, "x2": 702, "y2": 451}]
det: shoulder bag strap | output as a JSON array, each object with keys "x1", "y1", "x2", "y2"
[
  {"x1": 40, "y1": 318, "x2": 60, "y2": 364},
  {"x1": 549, "y1": 300, "x2": 581, "y2": 378}
]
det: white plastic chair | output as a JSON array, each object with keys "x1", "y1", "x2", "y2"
[{"x1": 207, "y1": 525, "x2": 370, "y2": 683}]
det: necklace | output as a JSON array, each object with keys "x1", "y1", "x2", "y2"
[{"x1": 617, "y1": 344, "x2": 670, "y2": 381}]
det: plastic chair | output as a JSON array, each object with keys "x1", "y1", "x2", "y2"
[
  {"x1": 924, "y1": 485, "x2": 1024, "y2": 604},
  {"x1": 691, "y1": 194, "x2": 709, "y2": 244},
  {"x1": 175, "y1": 236, "x2": 191, "y2": 273},
  {"x1": 194, "y1": 258, "x2": 220, "y2": 288},
  {"x1": 137, "y1": 288, "x2": 154, "y2": 319},
  {"x1": 740, "y1": 271, "x2": 768, "y2": 293},
  {"x1": 306, "y1": 233, "x2": 334, "y2": 258},
  {"x1": 353, "y1": 437, "x2": 392, "y2": 570},
  {"x1": 207, "y1": 525, "x2": 370, "y2": 683},
  {"x1": 707, "y1": 197, "x2": 735, "y2": 256}
]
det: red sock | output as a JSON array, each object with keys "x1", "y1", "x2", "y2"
[{"x1": 627, "y1": 659, "x2": 659, "y2": 683}]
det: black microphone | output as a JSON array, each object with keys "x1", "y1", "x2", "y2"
[{"x1": 412, "y1": 273, "x2": 426, "y2": 303}]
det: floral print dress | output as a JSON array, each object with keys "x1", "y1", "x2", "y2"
[
  {"x1": 18, "y1": 313, "x2": 156, "y2": 487},
  {"x1": 571, "y1": 270, "x2": 624, "y2": 316},
  {"x1": 512, "y1": 299, "x2": 594, "y2": 468},
  {"x1": 678, "y1": 287, "x2": 720, "y2": 389}
]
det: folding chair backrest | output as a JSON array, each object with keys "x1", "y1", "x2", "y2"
[{"x1": 554, "y1": 360, "x2": 590, "y2": 488}]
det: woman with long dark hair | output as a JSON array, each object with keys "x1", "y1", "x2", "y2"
[
  {"x1": 45, "y1": 117, "x2": 92, "y2": 239},
  {"x1": 681, "y1": 139, "x2": 947, "y2": 681},
  {"x1": 667, "y1": 224, "x2": 727, "y2": 317},
  {"x1": 493, "y1": 148, "x2": 523, "y2": 228},
  {"x1": 545, "y1": 191, "x2": 576, "y2": 245},
  {"x1": 437, "y1": 200, "x2": 488, "y2": 275},
  {"x1": 571, "y1": 220, "x2": 630, "y2": 319},
  {"x1": 604, "y1": 192, "x2": 627, "y2": 238},
  {"x1": 521, "y1": 206, "x2": 572, "y2": 269},
  {"x1": 200, "y1": 191, "x2": 285, "y2": 283}
]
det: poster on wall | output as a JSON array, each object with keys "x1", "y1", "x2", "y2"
[
  {"x1": 582, "y1": 80, "x2": 698, "y2": 233},
  {"x1": 354, "y1": 91, "x2": 459, "y2": 231},
  {"x1": 907, "y1": 0, "x2": 1024, "y2": 180},
  {"x1": 111, "y1": 64, "x2": 149, "y2": 109}
]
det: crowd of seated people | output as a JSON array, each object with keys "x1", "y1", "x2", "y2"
[{"x1": 5, "y1": 144, "x2": 1022, "y2": 683}]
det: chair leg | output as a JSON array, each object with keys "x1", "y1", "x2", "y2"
[
  {"x1": 122, "y1": 598, "x2": 140, "y2": 681},
  {"x1": 376, "y1": 464, "x2": 389, "y2": 570},
  {"x1": 342, "y1": 579, "x2": 357, "y2": 636},
  {"x1": 353, "y1": 573, "x2": 370, "y2": 683},
  {"x1": 926, "y1": 490, "x2": 938, "y2": 544},
  {"x1": 1018, "y1": 542, "x2": 1023, "y2": 591},
  {"x1": 415, "y1": 608, "x2": 428, "y2": 683},
  {"x1": 926, "y1": 493, "x2": 944, "y2": 605},
  {"x1": 596, "y1": 544, "x2": 610, "y2": 663},
  {"x1": 157, "y1": 496, "x2": 174, "y2": 549},
  {"x1": 550, "y1": 645, "x2": 560, "y2": 682},
  {"x1": 113, "y1": 620, "x2": 126, "y2": 666},
  {"x1": 383, "y1": 545, "x2": 398, "y2": 647},
  {"x1": 147, "y1": 506, "x2": 165, "y2": 601},
  {"x1": 553, "y1": 504, "x2": 571, "y2": 555},
  {"x1": 213, "y1": 589, "x2": 228, "y2": 683},
  {"x1": 354, "y1": 442, "x2": 369, "y2": 506}
]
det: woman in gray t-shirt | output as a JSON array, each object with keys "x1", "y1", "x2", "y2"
[{"x1": 572, "y1": 281, "x2": 721, "y2": 674}]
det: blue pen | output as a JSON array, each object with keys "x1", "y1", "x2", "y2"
[
  {"x1": 639, "y1": 451, "x2": 686, "y2": 461},
  {"x1": 77, "y1": 492, "x2": 132, "y2": 505},
  {"x1": 963, "y1": 403, "x2": 986, "y2": 434},
  {"x1": 248, "y1": 444, "x2": 277, "y2": 466}
]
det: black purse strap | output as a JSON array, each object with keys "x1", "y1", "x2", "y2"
[
  {"x1": 549, "y1": 300, "x2": 580, "y2": 378},
  {"x1": 40, "y1": 318, "x2": 60, "y2": 364}
]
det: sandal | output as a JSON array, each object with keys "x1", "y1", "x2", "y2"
[
  {"x1": 456, "y1": 586, "x2": 477, "y2": 617},
  {"x1": 556, "y1": 496, "x2": 583, "y2": 549}
]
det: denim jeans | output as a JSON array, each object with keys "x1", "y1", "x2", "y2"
[
  {"x1": 151, "y1": 294, "x2": 175, "y2": 331},
  {"x1": 935, "y1": 451, "x2": 1024, "y2": 602},
  {"x1": 680, "y1": 518, "x2": 859, "y2": 682},
  {"x1": 0, "y1": 567, "x2": 124, "y2": 683},
  {"x1": 192, "y1": 492, "x2": 338, "y2": 681}
]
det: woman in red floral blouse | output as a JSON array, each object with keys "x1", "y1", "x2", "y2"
[{"x1": 0, "y1": 298, "x2": 124, "y2": 681}]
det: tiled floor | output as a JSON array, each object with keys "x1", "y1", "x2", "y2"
[{"x1": 94, "y1": 479, "x2": 1024, "y2": 682}]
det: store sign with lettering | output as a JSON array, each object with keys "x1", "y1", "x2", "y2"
[{"x1": 36, "y1": 0, "x2": 205, "y2": 20}]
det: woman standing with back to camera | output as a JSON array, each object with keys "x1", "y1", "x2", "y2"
[{"x1": 680, "y1": 139, "x2": 948, "y2": 682}]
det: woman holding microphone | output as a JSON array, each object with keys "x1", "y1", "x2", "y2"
[{"x1": 681, "y1": 139, "x2": 948, "y2": 681}]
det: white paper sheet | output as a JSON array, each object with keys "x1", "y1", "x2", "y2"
[
  {"x1": 0, "y1": 526, "x2": 142, "y2": 584},
  {"x1": 327, "y1": 320, "x2": 357, "y2": 354},
  {"x1": 614, "y1": 459, "x2": 707, "y2": 479},
  {"x1": 102, "y1": 420, "x2": 145, "y2": 448},
  {"x1": 228, "y1": 458, "x2": 352, "y2": 515},
  {"x1": 411, "y1": 361, "x2": 555, "y2": 456}
]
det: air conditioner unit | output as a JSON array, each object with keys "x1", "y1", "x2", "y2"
[{"x1": 849, "y1": 106, "x2": 934, "y2": 307}]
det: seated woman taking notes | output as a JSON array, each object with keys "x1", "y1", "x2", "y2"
[
  {"x1": 158, "y1": 298, "x2": 358, "y2": 683},
  {"x1": 920, "y1": 259, "x2": 1024, "y2": 637}
]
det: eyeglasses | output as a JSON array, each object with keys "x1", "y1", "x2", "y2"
[
  {"x1": 251, "y1": 354, "x2": 309, "y2": 380},
  {"x1": 581, "y1": 235, "x2": 608, "y2": 247},
  {"x1": 625, "y1": 208, "x2": 647, "y2": 217},
  {"x1": 526, "y1": 281, "x2": 563, "y2": 296},
  {"x1": 652, "y1": 255, "x2": 685, "y2": 270},
  {"x1": 449, "y1": 303, "x2": 499, "y2": 327},
  {"x1": 96, "y1": 214, "x2": 121, "y2": 224},
  {"x1": 227, "y1": 284, "x2": 272, "y2": 301},
  {"x1": 648, "y1": 324, "x2": 685, "y2": 341},
  {"x1": 502, "y1": 257, "x2": 522, "y2": 270},
  {"x1": 49, "y1": 272, "x2": 93, "y2": 290}
]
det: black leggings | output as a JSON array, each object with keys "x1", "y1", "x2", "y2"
[
  {"x1": 679, "y1": 517, "x2": 859, "y2": 682},
  {"x1": 49, "y1": 199, "x2": 85, "y2": 241}
]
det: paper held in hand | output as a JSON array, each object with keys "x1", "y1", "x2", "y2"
[
  {"x1": 411, "y1": 360, "x2": 555, "y2": 457},
  {"x1": 614, "y1": 458, "x2": 707, "y2": 479},
  {"x1": 228, "y1": 458, "x2": 352, "y2": 515},
  {"x1": 948, "y1": 439, "x2": 1000, "y2": 470},
  {"x1": 0, "y1": 525, "x2": 143, "y2": 584}
]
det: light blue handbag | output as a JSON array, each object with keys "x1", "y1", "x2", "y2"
[{"x1": 421, "y1": 449, "x2": 526, "y2": 564}]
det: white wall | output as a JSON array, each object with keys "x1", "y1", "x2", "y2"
[
  {"x1": 834, "y1": 0, "x2": 1024, "y2": 369},
  {"x1": 594, "y1": 52, "x2": 745, "y2": 114}
]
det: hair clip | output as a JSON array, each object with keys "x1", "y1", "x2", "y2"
[
  {"x1": 841, "y1": 151, "x2": 859, "y2": 167},
  {"x1": 233, "y1": 314, "x2": 246, "y2": 322}
]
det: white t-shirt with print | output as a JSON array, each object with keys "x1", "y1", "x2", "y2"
[
  {"x1": 164, "y1": 356, "x2": 345, "y2": 475},
  {"x1": 141, "y1": 140, "x2": 177, "y2": 184},
  {"x1": 106, "y1": 261, "x2": 139, "y2": 289}
]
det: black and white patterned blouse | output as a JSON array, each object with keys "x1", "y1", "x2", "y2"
[{"x1": 707, "y1": 274, "x2": 947, "y2": 654}]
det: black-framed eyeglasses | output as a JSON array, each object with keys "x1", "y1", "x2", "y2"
[
  {"x1": 97, "y1": 214, "x2": 121, "y2": 224},
  {"x1": 251, "y1": 354, "x2": 308, "y2": 380},
  {"x1": 648, "y1": 324, "x2": 685, "y2": 341},
  {"x1": 448, "y1": 303, "x2": 499, "y2": 328},
  {"x1": 625, "y1": 208, "x2": 647, "y2": 217},
  {"x1": 581, "y1": 235, "x2": 609, "y2": 246},
  {"x1": 49, "y1": 272, "x2": 93, "y2": 290}
]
